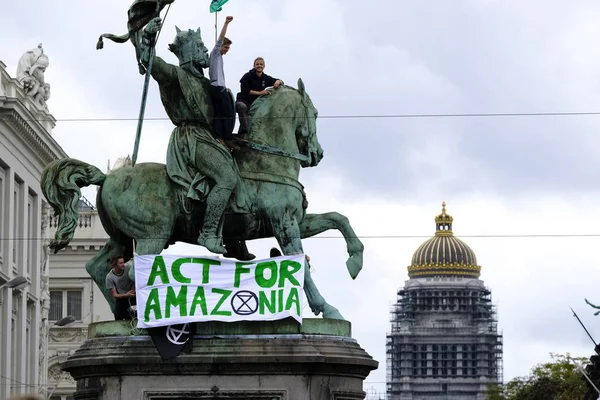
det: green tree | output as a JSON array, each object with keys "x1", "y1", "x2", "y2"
[{"x1": 490, "y1": 353, "x2": 590, "y2": 400}]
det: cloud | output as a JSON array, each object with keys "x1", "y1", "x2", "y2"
[{"x1": 6, "y1": 1, "x2": 600, "y2": 203}]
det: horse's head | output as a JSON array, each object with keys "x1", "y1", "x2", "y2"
[
  {"x1": 296, "y1": 79, "x2": 324, "y2": 168},
  {"x1": 248, "y1": 79, "x2": 323, "y2": 168}
]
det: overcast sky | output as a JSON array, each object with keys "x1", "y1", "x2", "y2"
[{"x1": 5, "y1": 0, "x2": 600, "y2": 393}]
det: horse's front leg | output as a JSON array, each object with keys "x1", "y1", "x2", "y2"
[
  {"x1": 271, "y1": 211, "x2": 344, "y2": 320},
  {"x1": 298, "y1": 212, "x2": 364, "y2": 279},
  {"x1": 127, "y1": 238, "x2": 171, "y2": 282}
]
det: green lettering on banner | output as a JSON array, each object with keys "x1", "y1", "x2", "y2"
[
  {"x1": 196, "y1": 258, "x2": 221, "y2": 284},
  {"x1": 234, "y1": 262, "x2": 252, "y2": 288},
  {"x1": 255, "y1": 261, "x2": 278, "y2": 288},
  {"x1": 259, "y1": 290, "x2": 276, "y2": 314},
  {"x1": 190, "y1": 286, "x2": 208, "y2": 316},
  {"x1": 171, "y1": 258, "x2": 192, "y2": 283},
  {"x1": 171, "y1": 258, "x2": 220, "y2": 284},
  {"x1": 144, "y1": 288, "x2": 162, "y2": 322},
  {"x1": 210, "y1": 288, "x2": 232, "y2": 316},
  {"x1": 285, "y1": 287, "x2": 301, "y2": 316},
  {"x1": 278, "y1": 260, "x2": 301, "y2": 288},
  {"x1": 278, "y1": 288, "x2": 284, "y2": 312},
  {"x1": 147, "y1": 256, "x2": 169, "y2": 285},
  {"x1": 165, "y1": 285, "x2": 188, "y2": 318}
]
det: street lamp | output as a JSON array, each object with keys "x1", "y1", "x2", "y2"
[
  {"x1": 0, "y1": 275, "x2": 28, "y2": 290},
  {"x1": 53, "y1": 315, "x2": 76, "y2": 327}
]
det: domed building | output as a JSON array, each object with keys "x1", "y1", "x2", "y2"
[{"x1": 386, "y1": 203, "x2": 503, "y2": 400}]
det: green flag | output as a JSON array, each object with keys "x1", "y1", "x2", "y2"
[{"x1": 210, "y1": 0, "x2": 228, "y2": 13}]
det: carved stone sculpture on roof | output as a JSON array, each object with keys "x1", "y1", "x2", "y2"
[{"x1": 16, "y1": 43, "x2": 51, "y2": 106}]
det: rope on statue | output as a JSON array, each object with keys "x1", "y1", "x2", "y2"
[{"x1": 128, "y1": 238, "x2": 142, "y2": 333}]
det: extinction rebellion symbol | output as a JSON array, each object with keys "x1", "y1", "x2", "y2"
[
  {"x1": 166, "y1": 323, "x2": 190, "y2": 345},
  {"x1": 231, "y1": 290, "x2": 259, "y2": 315}
]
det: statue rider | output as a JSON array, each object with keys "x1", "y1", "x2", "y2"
[{"x1": 136, "y1": 17, "x2": 248, "y2": 254}]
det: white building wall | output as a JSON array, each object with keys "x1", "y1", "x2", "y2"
[
  {"x1": 0, "y1": 59, "x2": 67, "y2": 399},
  {"x1": 46, "y1": 203, "x2": 112, "y2": 398}
]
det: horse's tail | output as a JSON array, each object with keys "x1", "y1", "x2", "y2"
[{"x1": 41, "y1": 158, "x2": 106, "y2": 253}]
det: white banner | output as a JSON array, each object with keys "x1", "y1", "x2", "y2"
[{"x1": 134, "y1": 254, "x2": 305, "y2": 328}]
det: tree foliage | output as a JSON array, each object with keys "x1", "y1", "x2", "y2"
[{"x1": 489, "y1": 353, "x2": 590, "y2": 400}]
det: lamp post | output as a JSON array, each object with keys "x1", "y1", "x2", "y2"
[
  {"x1": 53, "y1": 315, "x2": 76, "y2": 327},
  {"x1": 0, "y1": 275, "x2": 28, "y2": 290},
  {"x1": 0, "y1": 276, "x2": 29, "y2": 306}
]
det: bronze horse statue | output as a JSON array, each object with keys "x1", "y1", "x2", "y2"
[{"x1": 41, "y1": 81, "x2": 364, "y2": 319}]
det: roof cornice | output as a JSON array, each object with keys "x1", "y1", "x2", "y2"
[{"x1": 0, "y1": 100, "x2": 67, "y2": 164}]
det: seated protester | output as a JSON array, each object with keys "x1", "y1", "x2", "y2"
[
  {"x1": 105, "y1": 255, "x2": 136, "y2": 320},
  {"x1": 235, "y1": 57, "x2": 283, "y2": 135}
]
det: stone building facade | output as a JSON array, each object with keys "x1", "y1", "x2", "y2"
[
  {"x1": 0, "y1": 55, "x2": 67, "y2": 399},
  {"x1": 46, "y1": 197, "x2": 112, "y2": 400}
]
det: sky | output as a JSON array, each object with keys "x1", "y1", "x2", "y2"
[{"x1": 4, "y1": 0, "x2": 600, "y2": 393}]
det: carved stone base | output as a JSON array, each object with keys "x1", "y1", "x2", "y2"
[{"x1": 62, "y1": 319, "x2": 378, "y2": 400}]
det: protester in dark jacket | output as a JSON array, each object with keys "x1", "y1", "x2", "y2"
[{"x1": 235, "y1": 57, "x2": 283, "y2": 134}]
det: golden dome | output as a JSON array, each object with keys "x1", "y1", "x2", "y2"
[{"x1": 407, "y1": 202, "x2": 481, "y2": 278}]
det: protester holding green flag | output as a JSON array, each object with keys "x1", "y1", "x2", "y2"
[{"x1": 209, "y1": 15, "x2": 237, "y2": 150}]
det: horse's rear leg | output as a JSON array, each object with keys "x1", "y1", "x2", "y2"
[
  {"x1": 272, "y1": 213, "x2": 344, "y2": 320},
  {"x1": 86, "y1": 238, "x2": 127, "y2": 312},
  {"x1": 298, "y1": 212, "x2": 364, "y2": 279}
]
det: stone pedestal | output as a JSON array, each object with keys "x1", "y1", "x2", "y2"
[{"x1": 62, "y1": 318, "x2": 378, "y2": 400}]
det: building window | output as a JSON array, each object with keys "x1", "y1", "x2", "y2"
[
  {"x1": 0, "y1": 164, "x2": 4, "y2": 262},
  {"x1": 13, "y1": 181, "x2": 20, "y2": 264},
  {"x1": 11, "y1": 314, "x2": 17, "y2": 380},
  {"x1": 49, "y1": 290, "x2": 83, "y2": 321},
  {"x1": 27, "y1": 192, "x2": 37, "y2": 275}
]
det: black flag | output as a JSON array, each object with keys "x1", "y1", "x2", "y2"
[
  {"x1": 147, "y1": 323, "x2": 196, "y2": 360},
  {"x1": 96, "y1": 0, "x2": 176, "y2": 73}
]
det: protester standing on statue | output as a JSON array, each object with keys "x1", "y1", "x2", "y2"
[
  {"x1": 105, "y1": 255, "x2": 136, "y2": 320},
  {"x1": 235, "y1": 57, "x2": 283, "y2": 135},
  {"x1": 209, "y1": 16, "x2": 237, "y2": 150}
]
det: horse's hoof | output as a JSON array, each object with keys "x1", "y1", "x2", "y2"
[
  {"x1": 197, "y1": 235, "x2": 226, "y2": 254},
  {"x1": 322, "y1": 304, "x2": 345, "y2": 320},
  {"x1": 346, "y1": 253, "x2": 363, "y2": 280}
]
